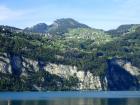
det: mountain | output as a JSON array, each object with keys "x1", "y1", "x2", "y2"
[
  {"x1": 0, "y1": 25, "x2": 22, "y2": 33},
  {"x1": 24, "y1": 18, "x2": 90, "y2": 35},
  {"x1": 0, "y1": 29, "x2": 140, "y2": 91},
  {"x1": 47, "y1": 18, "x2": 90, "y2": 35},
  {"x1": 24, "y1": 23, "x2": 48, "y2": 33},
  {"x1": 106, "y1": 24, "x2": 140, "y2": 36},
  {"x1": 0, "y1": 21, "x2": 140, "y2": 91}
]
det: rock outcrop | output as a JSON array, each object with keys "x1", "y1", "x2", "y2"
[
  {"x1": 107, "y1": 58, "x2": 140, "y2": 90},
  {"x1": 0, "y1": 52, "x2": 140, "y2": 91},
  {"x1": 0, "y1": 52, "x2": 104, "y2": 90},
  {"x1": 0, "y1": 53, "x2": 12, "y2": 74},
  {"x1": 44, "y1": 63, "x2": 103, "y2": 90}
]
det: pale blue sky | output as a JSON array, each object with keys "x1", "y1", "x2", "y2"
[{"x1": 0, "y1": 0, "x2": 140, "y2": 30}]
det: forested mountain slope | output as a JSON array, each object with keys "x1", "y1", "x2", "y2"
[{"x1": 0, "y1": 19, "x2": 140, "y2": 91}]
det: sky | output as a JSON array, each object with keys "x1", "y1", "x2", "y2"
[{"x1": 0, "y1": 0, "x2": 140, "y2": 30}]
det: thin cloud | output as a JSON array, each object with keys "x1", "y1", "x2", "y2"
[{"x1": 0, "y1": 5, "x2": 27, "y2": 21}]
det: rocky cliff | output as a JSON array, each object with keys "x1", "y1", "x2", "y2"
[
  {"x1": 0, "y1": 52, "x2": 140, "y2": 91},
  {"x1": 107, "y1": 58, "x2": 140, "y2": 90},
  {"x1": 0, "y1": 52, "x2": 104, "y2": 90}
]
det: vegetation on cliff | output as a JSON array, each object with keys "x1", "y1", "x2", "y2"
[{"x1": 0, "y1": 20, "x2": 140, "y2": 91}]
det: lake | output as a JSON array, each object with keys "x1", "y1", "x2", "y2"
[{"x1": 0, "y1": 91, "x2": 140, "y2": 105}]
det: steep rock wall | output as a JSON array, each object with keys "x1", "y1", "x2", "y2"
[
  {"x1": 0, "y1": 52, "x2": 104, "y2": 90},
  {"x1": 0, "y1": 52, "x2": 140, "y2": 91}
]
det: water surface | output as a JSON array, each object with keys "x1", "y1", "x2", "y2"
[{"x1": 0, "y1": 91, "x2": 140, "y2": 105}]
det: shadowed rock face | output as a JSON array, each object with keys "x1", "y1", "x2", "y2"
[
  {"x1": 10, "y1": 54, "x2": 23, "y2": 76},
  {"x1": 106, "y1": 58, "x2": 140, "y2": 90}
]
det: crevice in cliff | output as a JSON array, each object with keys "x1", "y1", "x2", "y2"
[{"x1": 9, "y1": 53, "x2": 23, "y2": 76}]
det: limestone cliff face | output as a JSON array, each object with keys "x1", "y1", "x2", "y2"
[
  {"x1": 0, "y1": 52, "x2": 104, "y2": 90},
  {"x1": 0, "y1": 52, "x2": 140, "y2": 91},
  {"x1": 0, "y1": 53, "x2": 12, "y2": 74},
  {"x1": 44, "y1": 63, "x2": 103, "y2": 90}
]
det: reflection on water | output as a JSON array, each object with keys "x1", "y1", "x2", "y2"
[{"x1": 0, "y1": 98, "x2": 140, "y2": 105}]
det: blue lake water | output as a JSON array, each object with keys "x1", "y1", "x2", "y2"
[{"x1": 0, "y1": 91, "x2": 140, "y2": 105}]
